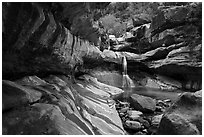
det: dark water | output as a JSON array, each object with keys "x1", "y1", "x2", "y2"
[{"x1": 132, "y1": 86, "x2": 183, "y2": 102}]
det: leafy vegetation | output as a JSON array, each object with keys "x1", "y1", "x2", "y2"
[{"x1": 97, "y1": 2, "x2": 162, "y2": 37}]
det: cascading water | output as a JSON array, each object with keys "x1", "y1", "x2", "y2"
[{"x1": 122, "y1": 56, "x2": 135, "y2": 100}]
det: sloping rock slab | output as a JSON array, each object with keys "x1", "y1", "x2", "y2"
[
  {"x1": 2, "y1": 75, "x2": 125, "y2": 135},
  {"x1": 90, "y1": 71, "x2": 123, "y2": 88},
  {"x1": 2, "y1": 80, "x2": 42, "y2": 111}
]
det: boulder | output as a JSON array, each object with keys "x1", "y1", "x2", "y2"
[
  {"x1": 130, "y1": 94, "x2": 156, "y2": 113},
  {"x1": 156, "y1": 100, "x2": 169, "y2": 108},
  {"x1": 137, "y1": 118, "x2": 150, "y2": 129},
  {"x1": 151, "y1": 114, "x2": 163, "y2": 127},
  {"x1": 157, "y1": 90, "x2": 202, "y2": 135},
  {"x1": 127, "y1": 110, "x2": 143, "y2": 120},
  {"x1": 145, "y1": 78, "x2": 161, "y2": 89},
  {"x1": 124, "y1": 120, "x2": 142, "y2": 131},
  {"x1": 134, "y1": 131, "x2": 146, "y2": 135},
  {"x1": 3, "y1": 75, "x2": 125, "y2": 135},
  {"x1": 147, "y1": 114, "x2": 163, "y2": 135},
  {"x1": 155, "y1": 106, "x2": 164, "y2": 112},
  {"x1": 119, "y1": 107, "x2": 129, "y2": 113}
]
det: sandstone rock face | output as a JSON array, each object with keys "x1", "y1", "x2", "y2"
[
  {"x1": 145, "y1": 3, "x2": 202, "y2": 92},
  {"x1": 2, "y1": 75, "x2": 125, "y2": 135},
  {"x1": 157, "y1": 90, "x2": 202, "y2": 135},
  {"x1": 101, "y1": 50, "x2": 146, "y2": 64},
  {"x1": 2, "y1": 80, "x2": 42, "y2": 111},
  {"x1": 90, "y1": 71, "x2": 123, "y2": 88},
  {"x1": 149, "y1": 44, "x2": 202, "y2": 91},
  {"x1": 3, "y1": 3, "x2": 145, "y2": 80},
  {"x1": 52, "y1": 2, "x2": 109, "y2": 45},
  {"x1": 2, "y1": 2, "x2": 202, "y2": 136},
  {"x1": 150, "y1": 3, "x2": 202, "y2": 37},
  {"x1": 3, "y1": 3, "x2": 87, "y2": 78},
  {"x1": 150, "y1": 44, "x2": 202, "y2": 68},
  {"x1": 130, "y1": 94, "x2": 156, "y2": 113},
  {"x1": 90, "y1": 70, "x2": 141, "y2": 90},
  {"x1": 114, "y1": 3, "x2": 201, "y2": 60}
]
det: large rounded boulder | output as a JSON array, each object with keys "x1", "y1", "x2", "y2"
[{"x1": 157, "y1": 90, "x2": 202, "y2": 135}]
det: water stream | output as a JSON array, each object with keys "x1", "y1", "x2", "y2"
[
  {"x1": 132, "y1": 87, "x2": 182, "y2": 102},
  {"x1": 121, "y1": 56, "x2": 182, "y2": 102},
  {"x1": 122, "y1": 56, "x2": 135, "y2": 100}
]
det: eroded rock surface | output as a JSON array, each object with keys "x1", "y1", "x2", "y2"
[
  {"x1": 3, "y1": 75, "x2": 125, "y2": 135},
  {"x1": 2, "y1": 2, "x2": 202, "y2": 135}
]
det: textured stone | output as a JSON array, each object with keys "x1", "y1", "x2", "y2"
[
  {"x1": 127, "y1": 110, "x2": 143, "y2": 120},
  {"x1": 150, "y1": 3, "x2": 201, "y2": 37},
  {"x1": 125, "y1": 120, "x2": 142, "y2": 131},
  {"x1": 134, "y1": 131, "x2": 146, "y2": 135},
  {"x1": 119, "y1": 107, "x2": 129, "y2": 113},
  {"x1": 2, "y1": 80, "x2": 42, "y2": 111},
  {"x1": 3, "y1": 3, "x2": 143, "y2": 80},
  {"x1": 157, "y1": 90, "x2": 202, "y2": 135},
  {"x1": 143, "y1": 42, "x2": 185, "y2": 61},
  {"x1": 146, "y1": 4, "x2": 201, "y2": 91},
  {"x1": 149, "y1": 44, "x2": 202, "y2": 91},
  {"x1": 133, "y1": 117, "x2": 150, "y2": 129},
  {"x1": 151, "y1": 114, "x2": 163, "y2": 127},
  {"x1": 130, "y1": 94, "x2": 156, "y2": 113},
  {"x1": 3, "y1": 75, "x2": 125, "y2": 135},
  {"x1": 155, "y1": 106, "x2": 164, "y2": 112}
]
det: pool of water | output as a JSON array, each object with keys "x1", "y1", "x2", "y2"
[{"x1": 131, "y1": 86, "x2": 183, "y2": 102}]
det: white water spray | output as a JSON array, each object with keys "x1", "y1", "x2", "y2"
[{"x1": 122, "y1": 56, "x2": 135, "y2": 100}]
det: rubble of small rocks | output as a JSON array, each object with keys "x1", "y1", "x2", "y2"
[{"x1": 115, "y1": 95, "x2": 173, "y2": 135}]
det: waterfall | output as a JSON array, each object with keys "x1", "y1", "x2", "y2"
[{"x1": 122, "y1": 56, "x2": 135, "y2": 100}]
